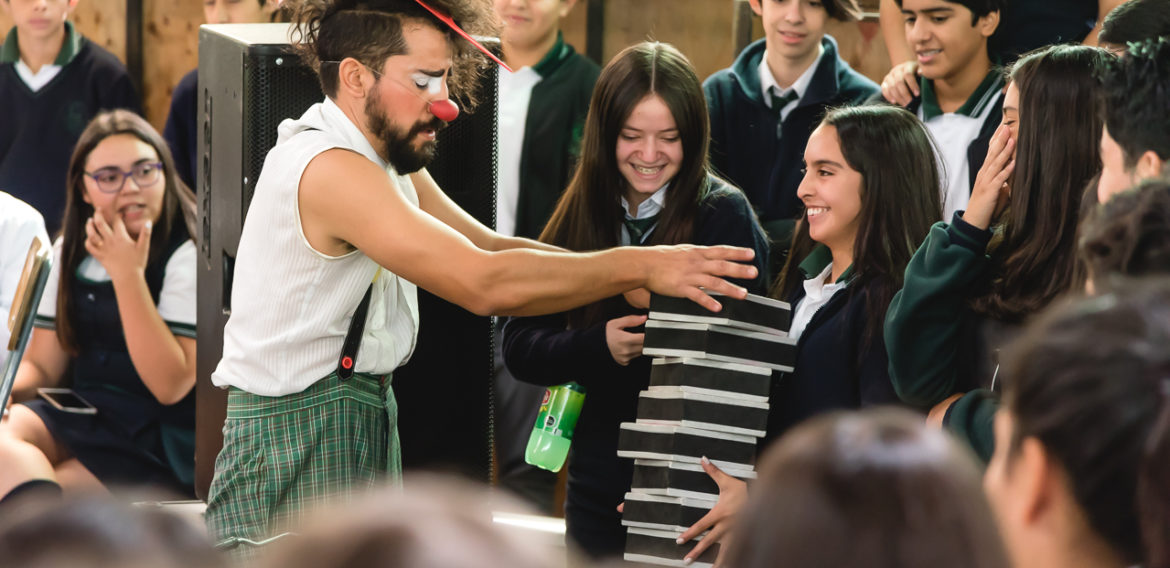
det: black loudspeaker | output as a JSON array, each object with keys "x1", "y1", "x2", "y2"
[{"x1": 195, "y1": 23, "x2": 497, "y2": 499}]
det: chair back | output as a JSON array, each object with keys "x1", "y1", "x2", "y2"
[{"x1": 1, "y1": 237, "x2": 52, "y2": 411}]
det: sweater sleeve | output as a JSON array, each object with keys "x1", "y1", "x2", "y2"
[
  {"x1": 884, "y1": 213, "x2": 992, "y2": 406},
  {"x1": 943, "y1": 388, "x2": 998, "y2": 464},
  {"x1": 501, "y1": 313, "x2": 625, "y2": 390}
]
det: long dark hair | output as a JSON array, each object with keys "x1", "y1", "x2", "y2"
[
  {"x1": 539, "y1": 41, "x2": 715, "y2": 328},
  {"x1": 773, "y1": 105, "x2": 942, "y2": 344},
  {"x1": 57, "y1": 110, "x2": 197, "y2": 355},
  {"x1": 726, "y1": 408, "x2": 1008, "y2": 568},
  {"x1": 970, "y1": 45, "x2": 1109, "y2": 322},
  {"x1": 1000, "y1": 278, "x2": 1170, "y2": 568}
]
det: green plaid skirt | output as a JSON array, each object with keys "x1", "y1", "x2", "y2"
[{"x1": 204, "y1": 372, "x2": 401, "y2": 549}]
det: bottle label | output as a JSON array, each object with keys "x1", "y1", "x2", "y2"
[{"x1": 533, "y1": 385, "x2": 585, "y2": 440}]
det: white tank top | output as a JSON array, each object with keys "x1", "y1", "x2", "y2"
[{"x1": 212, "y1": 99, "x2": 420, "y2": 396}]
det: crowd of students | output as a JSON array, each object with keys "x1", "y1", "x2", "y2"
[{"x1": 1, "y1": 0, "x2": 1170, "y2": 566}]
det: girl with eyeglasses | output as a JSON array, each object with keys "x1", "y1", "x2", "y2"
[{"x1": 0, "y1": 109, "x2": 198, "y2": 501}]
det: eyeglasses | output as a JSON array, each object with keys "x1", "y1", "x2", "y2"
[{"x1": 85, "y1": 162, "x2": 163, "y2": 194}]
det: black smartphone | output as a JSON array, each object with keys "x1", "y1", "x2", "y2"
[{"x1": 37, "y1": 388, "x2": 98, "y2": 415}]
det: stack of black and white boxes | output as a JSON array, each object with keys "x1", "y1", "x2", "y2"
[{"x1": 618, "y1": 292, "x2": 793, "y2": 567}]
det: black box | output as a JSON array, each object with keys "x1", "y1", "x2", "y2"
[
  {"x1": 649, "y1": 358, "x2": 772, "y2": 401},
  {"x1": 630, "y1": 459, "x2": 756, "y2": 500},
  {"x1": 621, "y1": 492, "x2": 715, "y2": 532},
  {"x1": 649, "y1": 292, "x2": 790, "y2": 335},
  {"x1": 625, "y1": 527, "x2": 720, "y2": 568},
  {"x1": 636, "y1": 388, "x2": 769, "y2": 437},
  {"x1": 618, "y1": 423, "x2": 757, "y2": 470},
  {"x1": 643, "y1": 321, "x2": 797, "y2": 372}
]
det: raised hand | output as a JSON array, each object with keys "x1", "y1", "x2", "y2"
[
  {"x1": 963, "y1": 125, "x2": 1015, "y2": 230},
  {"x1": 85, "y1": 210, "x2": 151, "y2": 282}
]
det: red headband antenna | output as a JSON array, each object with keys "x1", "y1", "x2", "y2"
[{"x1": 413, "y1": 0, "x2": 514, "y2": 73}]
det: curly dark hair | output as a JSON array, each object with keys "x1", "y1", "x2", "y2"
[
  {"x1": 1100, "y1": 37, "x2": 1170, "y2": 169},
  {"x1": 1080, "y1": 179, "x2": 1170, "y2": 290},
  {"x1": 287, "y1": 0, "x2": 497, "y2": 108}
]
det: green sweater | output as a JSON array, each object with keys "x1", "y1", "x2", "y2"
[{"x1": 885, "y1": 212, "x2": 1000, "y2": 461}]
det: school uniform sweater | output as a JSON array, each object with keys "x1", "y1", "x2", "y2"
[
  {"x1": 883, "y1": 212, "x2": 1019, "y2": 462},
  {"x1": 501, "y1": 178, "x2": 769, "y2": 558},
  {"x1": 163, "y1": 68, "x2": 200, "y2": 190},
  {"x1": 703, "y1": 36, "x2": 878, "y2": 258},
  {"x1": 765, "y1": 246, "x2": 908, "y2": 444},
  {"x1": 504, "y1": 35, "x2": 600, "y2": 240},
  {"x1": 0, "y1": 22, "x2": 141, "y2": 236}
]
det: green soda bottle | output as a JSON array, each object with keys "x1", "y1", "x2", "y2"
[{"x1": 525, "y1": 383, "x2": 586, "y2": 472}]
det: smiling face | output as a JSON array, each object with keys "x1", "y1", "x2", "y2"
[
  {"x1": 752, "y1": 0, "x2": 829, "y2": 68},
  {"x1": 494, "y1": 0, "x2": 572, "y2": 51},
  {"x1": 81, "y1": 133, "x2": 166, "y2": 238},
  {"x1": 901, "y1": 0, "x2": 996, "y2": 82},
  {"x1": 798, "y1": 124, "x2": 863, "y2": 255},
  {"x1": 615, "y1": 94, "x2": 683, "y2": 207},
  {"x1": 1, "y1": 0, "x2": 75, "y2": 42},
  {"x1": 363, "y1": 22, "x2": 454, "y2": 173}
]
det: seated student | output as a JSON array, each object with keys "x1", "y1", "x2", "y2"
[
  {"x1": 1098, "y1": 38, "x2": 1170, "y2": 204},
  {"x1": 703, "y1": 0, "x2": 877, "y2": 272},
  {"x1": 884, "y1": 44, "x2": 1110, "y2": 462},
  {"x1": 1097, "y1": 0, "x2": 1170, "y2": 54},
  {"x1": 163, "y1": 0, "x2": 281, "y2": 189},
  {"x1": 490, "y1": 0, "x2": 600, "y2": 514},
  {"x1": 1080, "y1": 179, "x2": 1170, "y2": 291},
  {"x1": 879, "y1": 0, "x2": 1126, "y2": 101},
  {"x1": 0, "y1": 0, "x2": 141, "y2": 236},
  {"x1": 502, "y1": 42, "x2": 770, "y2": 559},
  {"x1": 0, "y1": 192, "x2": 49, "y2": 369},
  {"x1": 880, "y1": 0, "x2": 1005, "y2": 218},
  {"x1": 677, "y1": 104, "x2": 943, "y2": 563},
  {"x1": 723, "y1": 409, "x2": 1008, "y2": 568},
  {"x1": 984, "y1": 278, "x2": 1170, "y2": 568},
  {"x1": 0, "y1": 110, "x2": 197, "y2": 499}
]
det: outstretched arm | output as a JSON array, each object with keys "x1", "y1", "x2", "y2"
[
  {"x1": 410, "y1": 168, "x2": 562, "y2": 253},
  {"x1": 300, "y1": 150, "x2": 758, "y2": 316}
]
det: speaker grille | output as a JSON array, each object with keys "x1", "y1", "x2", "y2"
[{"x1": 242, "y1": 55, "x2": 323, "y2": 210}]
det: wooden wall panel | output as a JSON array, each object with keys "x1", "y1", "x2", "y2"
[
  {"x1": 143, "y1": 0, "x2": 202, "y2": 130},
  {"x1": 600, "y1": 0, "x2": 739, "y2": 81}
]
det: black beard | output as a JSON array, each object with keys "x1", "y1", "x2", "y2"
[{"x1": 366, "y1": 93, "x2": 447, "y2": 174}]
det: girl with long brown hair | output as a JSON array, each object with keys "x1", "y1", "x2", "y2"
[
  {"x1": 0, "y1": 109, "x2": 198, "y2": 499},
  {"x1": 502, "y1": 41, "x2": 768, "y2": 558}
]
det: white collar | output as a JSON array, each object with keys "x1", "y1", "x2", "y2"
[
  {"x1": 620, "y1": 184, "x2": 668, "y2": 219},
  {"x1": 15, "y1": 60, "x2": 62, "y2": 92},
  {"x1": 758, "y1": 43, "x2": 825, "y2": 108}
]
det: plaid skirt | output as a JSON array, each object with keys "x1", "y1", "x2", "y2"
[{"x1": 204, "y1": 372, "x2": 401, "y2": 550}]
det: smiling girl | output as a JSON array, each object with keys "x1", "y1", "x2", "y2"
[
  {"x1": 0, "y1": 110, "x2": 198, "y2": 499},
  {"x1": 502, "y1": 41, "x2": 769, "y2": 558},
  {"x1": 679, "y1": 105, "x2": 942, "y2": 564}
]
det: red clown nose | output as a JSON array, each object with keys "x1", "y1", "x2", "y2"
[{"x1": 429, "y1": 99, "x2": 460, "y2": 122}]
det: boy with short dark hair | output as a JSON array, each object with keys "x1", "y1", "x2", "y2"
[
  {"x1": 704, "y1": 0, "x2": 878, "y2": 269},
  {"x1": 888, "y1": 0, "x2": 1004, "y2": 217},
  {"x1": 1098, "y1": 0, "x2": 1170, "y2": 54},
  {"x1": 1097, "y1": 37, "x2": 1170, "y2": 203},
  {"x1": 0, "y1": 0, "x2": 140, "y2": 236}
]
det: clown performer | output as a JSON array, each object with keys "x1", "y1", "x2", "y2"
[{"x1": 204, "y1": 0, "x2": 759, "y2": 546}]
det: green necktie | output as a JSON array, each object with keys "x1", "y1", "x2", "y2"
[
  {"x1": 623, "y1": 214, "x2": 660, "y2": 245},
  {"x1": 770, "y1": 89, "x2": 800, "y2": 116}
]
